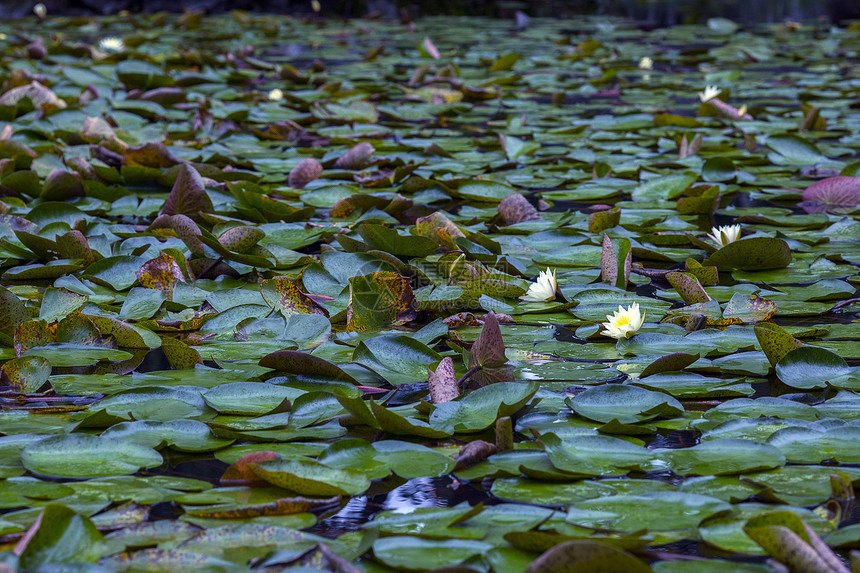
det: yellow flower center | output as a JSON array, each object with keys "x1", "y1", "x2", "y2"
[{"x1": 615, "y1": 315, "x2": 629, "y2": 326}]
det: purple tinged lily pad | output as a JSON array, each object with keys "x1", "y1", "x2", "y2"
[{"x1": 800, "y1": 176, "x2": 860, "y2": 213}]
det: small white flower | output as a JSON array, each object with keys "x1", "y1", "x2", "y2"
[
  {"x1": 521, "y1": 267, "x2": 557, "y2": 303},
  {"x1": 33, "y1": 3, "x2": 46, "y2": 19},
  {"x1": 268, "y1": 88, "x2": 284, "y2": 101},
  {"x1": 706, "y1": 224, "x2": 742, "y2": 247},
  {"x1": 698, "y1": 85, "x2": 722, "y2": 103},
  {"x1": 98, "y1": 37, "x2": 124, "y2": 53},
  {"x1": 602, "y1": 303, "x2": 645, "y2": 339},
  {"x1": 638, "y1": 56, "x2": 653, "y2": 70}
]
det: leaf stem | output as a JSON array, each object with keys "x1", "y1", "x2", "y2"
[
  {"x1": 456, "y1": 365, "x2": 482, "y2": 386},
  {"x1": 630, "y1": 266, "x2": 671, "y2": 278}
]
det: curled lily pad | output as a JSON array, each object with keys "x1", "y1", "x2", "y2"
[
  {"x1": 754, "y1": 323, "x2": 805, "y2": 367},
  {"x1": 160, "y1": 163, "x2": 214, "y2": 222},
  {"x1": 601, "y1": 235, "x2": 632, "y2": 289},
  {"x1": 640, "y1": 353, "x2": 700, "y2": 378},
  {"x1": 666, "y1": 272, "x2": 710, "y2": 305}
]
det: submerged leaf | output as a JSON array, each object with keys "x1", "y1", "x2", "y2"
[
  {"x1": 260, "y1": 277, "x2": 329, "y2": 318},
  {"x1": 347, "y1": 271, "x2": 417, "y2": 332}
]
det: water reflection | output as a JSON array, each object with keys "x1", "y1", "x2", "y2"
[
  {"x1": 383, "y1": 477, "x2": 453, "y2": 513},
  {"x1": 310, "y1": 476, "x2": 494, "y2": 537}
]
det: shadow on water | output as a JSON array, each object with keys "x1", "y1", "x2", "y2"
[{"x1": 134, "y1": 347, "x2": 171, "y2": 373}]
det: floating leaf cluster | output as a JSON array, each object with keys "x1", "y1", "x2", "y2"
[{"x1": 0, "y1": 9, "x2": 859, "y2": 573}]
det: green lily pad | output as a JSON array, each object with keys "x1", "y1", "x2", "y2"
[
  {"x1": 567, "y1": 491, "x2": 731, "y2": 532},
  {"x1": 21, "y1": 434, "x2": 162, "y2": 478},
  {"x1": 566, "y1": 384, "x2": 684, "y2": 424},
  {"x1": 372, "y1": 536, "x2": 493, "y2": 571},
  {"x1": 661, "y1": 439, "x2": 786, "y2": 476},
  {"x1": 775, "y1": 346, "x2": 852, "y2": 389},
  {"x1": 251, "y1": 458, "x2": 371, "y2": 496},
  {"x1": 703, "y1": 238, "x2": 792, "y2": 271}
]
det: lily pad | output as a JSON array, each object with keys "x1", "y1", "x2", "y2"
[
  {"x1": 566, "y1": 384, "x2": 684, "y2": 424},
  {"x1": 21, "y1": 434, "x2": 162, "y2": 478},
  {"x1": 703, "y1": 238, "x2": 792, "y2": 271}
]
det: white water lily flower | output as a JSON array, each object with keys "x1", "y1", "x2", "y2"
[
  {"x1": 521, "y1": 268, "x2": 557, "y2": 303},
  {"x1": 706, "y1": 224, "x2": 742, "y2": 247},
  {"x1": 698, "y1": 85, "x2": 721, "y2": 103},
  {"x1": 98, "y1": 37, "x2": 124, "y2": 53},
  {"x1": 268, "y1": 88, "x2": 284, "y2": 101},
  {"x1": 638, "y1": 56, "x2": 653, "y2": 70},
  {"x1": 602, "y1": 303, "x2": 645, "y2": 339},
  {"x1": 33, "y1": 3, "x2": 46, "y2": 19}
]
